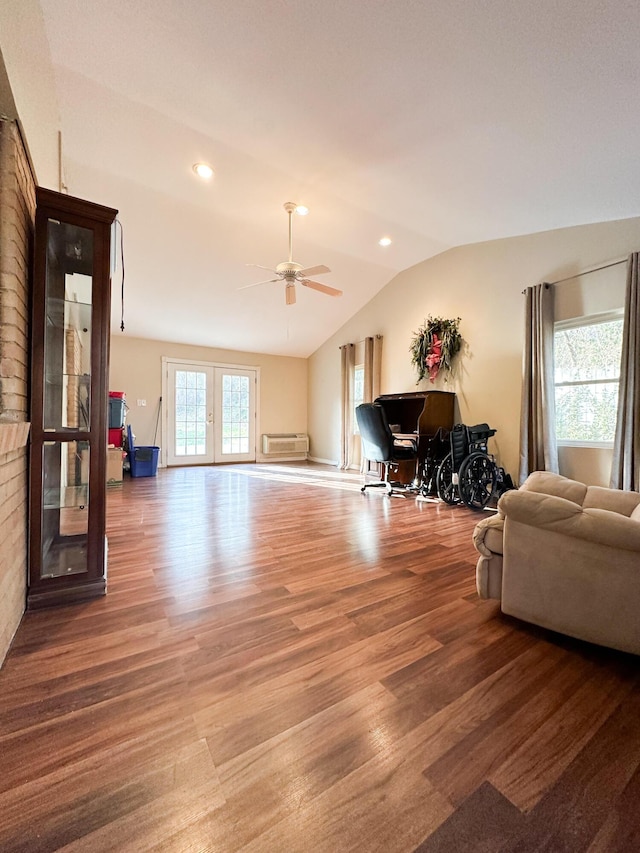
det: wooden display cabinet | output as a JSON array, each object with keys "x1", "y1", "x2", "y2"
[{"x1": 28, "y1": 188, "x2": 118, "y2": 608}]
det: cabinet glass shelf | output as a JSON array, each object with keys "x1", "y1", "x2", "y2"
[{"x1": 43, "y1": 484, "x2": 89, "y2": 510}]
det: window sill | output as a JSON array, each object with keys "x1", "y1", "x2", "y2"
[{"x1": 557, "y1": 440, "x2": 614, "y2": 450}]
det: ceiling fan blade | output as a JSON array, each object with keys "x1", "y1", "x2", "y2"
[
  {"x1": 297, "y1": 264, "x2": 331, "y2": 278},
  {"x1": 300, "y1": 279, "x2": 343, "y2": 297},
  {"x1": 246, "y1": 263, "x2": 278, "y2": 274},
  {"x1": 285, "y1": 283, "x2": 296, "y2": 305},
  {"x1": 237, "y1": 278, "x2": 280, "y2": 290}
]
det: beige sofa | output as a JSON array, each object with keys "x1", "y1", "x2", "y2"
[{"x1": 473, "y1": 471, "x2": 640, "y2": 655}]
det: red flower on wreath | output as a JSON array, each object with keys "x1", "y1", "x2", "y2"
[{"x1": 426, "y1": 333, "x2": 442, "y2": 383}]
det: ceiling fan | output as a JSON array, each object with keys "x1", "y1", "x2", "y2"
[{"x1": 240, "y1": 202, "x2": 343, "y2": 305}]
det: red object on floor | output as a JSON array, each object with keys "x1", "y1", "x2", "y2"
[{"x1": 109, "y1": 427, "x2": 124, "y2": 447}]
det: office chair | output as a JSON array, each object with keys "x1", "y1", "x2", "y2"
[{"x1": 355, "y1": 403, "x2": 419, "y2": 496}]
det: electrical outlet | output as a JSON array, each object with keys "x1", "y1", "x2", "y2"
[{"x1": 137, "y1": 399, "x2": 146, "y2": 407}]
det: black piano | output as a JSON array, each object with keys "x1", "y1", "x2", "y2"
[{"x1": 373, "y1": 390, "x2": 455, "y2": 485}]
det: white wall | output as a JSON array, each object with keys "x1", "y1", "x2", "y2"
[
  {"x1": 0, "y1": 0, "x2": 60, "y2": 187},
  {"x1": 309, "y1": 217, "x2": 639, "y2": 485}
]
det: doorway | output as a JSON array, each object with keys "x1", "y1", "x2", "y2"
[{"x1": 163, "y1": 359, "x2": 257, "y2": 466}]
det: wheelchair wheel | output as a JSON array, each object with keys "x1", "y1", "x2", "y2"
[
  {"x1": 436, "y1": 452, "x2": 460, "y2": 504},
  {"x1": 458, "y1": 452, "x2": 497, "y2": 510}
]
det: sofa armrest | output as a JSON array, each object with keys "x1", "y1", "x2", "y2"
[
  {"x1": 473, "y1": 513, "x2": 504, "y2": 557},
  {"x1": 499, "y1": 489, "x2": 640, "y2": 553},
  {"x1": 473, "y1": 514, "x2": 505, "y2": 600}
]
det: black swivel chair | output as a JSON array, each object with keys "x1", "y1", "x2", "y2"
[{"x1": 355, "y1": 403, "x2": 419, "y2": 495}]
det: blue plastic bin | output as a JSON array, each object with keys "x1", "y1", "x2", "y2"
[{"x1": 127, "y1": 425, "x2": 159, "y2": 478}]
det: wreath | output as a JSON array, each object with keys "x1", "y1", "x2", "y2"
[{"x1": 410, "y1": 316, "x2": 462, "y2": 383}]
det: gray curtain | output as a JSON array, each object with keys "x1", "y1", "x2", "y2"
[
  {"x1": 359, "y1": 335, "x2": 383, "y2": 473},
  {"x1": 363, "y1": 335, "x2": 383, "y2": 403},
  {"x1": 519, "y1": 282, "x2": 558, "y2": 484},
  {"x1": 339, "y1": 343, "x2": 355, "y2": 469},
  {"x1": 610, "y1": 253, "x2": 640, "y2": 490}
]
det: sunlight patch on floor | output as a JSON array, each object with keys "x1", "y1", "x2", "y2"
[{"x1": 232, "y1": 464, "x2": 364, "y2": 492}]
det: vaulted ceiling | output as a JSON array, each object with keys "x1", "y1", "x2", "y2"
[{"x1": 39, "y1": 0, "x2": 640, "y2": 357}]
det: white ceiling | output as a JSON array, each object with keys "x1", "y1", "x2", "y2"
[{"x1": 39, "y1": 0, "x2": 640, "y2": 357}]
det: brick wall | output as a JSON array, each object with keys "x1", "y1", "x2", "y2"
[{"x1": 0, "y1": 119, "x2": 35, "y2": 665}]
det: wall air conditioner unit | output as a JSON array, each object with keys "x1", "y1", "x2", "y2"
[{"x1": 262, "y1": 433, "x2": 309, "y2": 456}]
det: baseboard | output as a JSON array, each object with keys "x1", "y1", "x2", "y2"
[
  {"x1": 257, "y1": 454, "x2": 309, "y2": 464},
  {"x1": 307, "y1": 455, "x2": 339, "y2": 466}
]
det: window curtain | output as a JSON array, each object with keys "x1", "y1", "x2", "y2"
[
  {"x1": 359, "y1": 335, "x2": 383, "y2": 472},
  {"x1": 519, "y1": 282, "x2": 558, "y2": 484},
  {"x1": 339, "y1": 343, "x2": 355, "y2": 469},
  {"x1": 610, "y1": 253, "x2": 640, "y2": 490},
  {"x1": 363, "y1": 335, "x2": 383, "y2": 403}
]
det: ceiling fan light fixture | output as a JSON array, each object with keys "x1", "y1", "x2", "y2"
[
  {"x1": 295, "y1": 205, "x2": 309, "y2": 216},
  {"x1": 193, "y1": 163, "x2": 214, "y2": 180},
  {"x1": 378, "y1": 236, "x2": 392, "y2": 247}
]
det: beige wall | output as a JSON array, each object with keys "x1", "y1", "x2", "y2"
[
  {"x1": 309, "y1": 217, "x2": 639, "y2": 485},
  {"x1": 109, "y1": 335, "x2": 308, "y2": 457}
]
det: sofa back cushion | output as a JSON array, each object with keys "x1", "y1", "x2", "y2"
[
  {"x1": 521, "y1": 471, "x2": 588, "y2": 505},
  {"x1": 584, "y1": 486, "x2": 640, "y2": 517}
]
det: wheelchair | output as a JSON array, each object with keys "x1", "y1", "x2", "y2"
[
  {"x1": 417, "y1": 428, "x2": 451, "y2": 498},
  {"x1": 435, "y1": 422, "x2": 498, "y2": 510}
]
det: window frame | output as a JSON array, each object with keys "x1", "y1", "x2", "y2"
[{"x1": 554, "y1": 310, "x2": 623, "y2": 449}]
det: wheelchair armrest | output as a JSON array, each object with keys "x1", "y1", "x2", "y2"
[{"x1": 393, "y1": 437, "x2": 418, "y2": 452}]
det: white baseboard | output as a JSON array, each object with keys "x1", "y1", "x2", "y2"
[
  {"x1": 256, "y1": 454, "x2": 309, "y2": 464},
  {"x1": 308, "y1": 455, "x2": 339, "y2": 466}
]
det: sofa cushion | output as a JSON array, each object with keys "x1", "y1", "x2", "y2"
[
  {"x1": 584, "y1": 486, "x2": 640, "y2": 517},
  {"x1": 633, "y1": 504, "x2": 640, "y2": 522},
  {"x1": 520, "y1": 471, "x2": 588, "y2": 505}
]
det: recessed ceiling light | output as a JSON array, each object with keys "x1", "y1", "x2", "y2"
[
  {"x1": 193, "y1": 163, "x2": 214, "y2": 180},
  {"x1": 379, "y1": 236, "x2": 392, "y2": 247},
  {"x1": 295, "y1": 205, "x2": 309, "y2": 216}
]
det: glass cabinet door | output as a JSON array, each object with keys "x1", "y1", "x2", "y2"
[{"x1": 40, "y1": 220, "x2": 94, "y2": 580}]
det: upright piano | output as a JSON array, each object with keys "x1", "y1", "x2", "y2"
[{"x1": 373, "y1": 390, "x2": 456, "y2": 484}]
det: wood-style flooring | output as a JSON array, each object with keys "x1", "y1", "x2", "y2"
[{"x1": 1, "y1": 462, "x2": 639, "y2": 852}]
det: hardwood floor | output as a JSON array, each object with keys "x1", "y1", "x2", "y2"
[{"x1": 1, "y1": 462, "x2": 639, "y2": 852}]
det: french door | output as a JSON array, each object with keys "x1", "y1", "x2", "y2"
[{"x1": 164, "y1": 360, "x2": 257, "y2": 466}]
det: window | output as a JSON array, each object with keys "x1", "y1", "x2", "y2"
[
  {"x1": 554, "y1": 312, "x2": 623, "y2": 445},
  {"x1": 353, "y1": 364, "x2": 364, "y2": 433}
]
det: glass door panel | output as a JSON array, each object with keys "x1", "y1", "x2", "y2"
[
  {"x1": 41, "y1": 440, "x2": 89, "y2": 579},
  {"x1": 214, "y1": 368, "x2": 256, "y2": 462},
  {"x1": 166, "y1": 363, "x2": 214, "y2": 466},
  {"x1": 43, "y1": 220, "x2": 93, "y2": 432}
]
